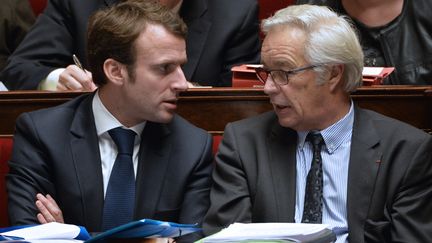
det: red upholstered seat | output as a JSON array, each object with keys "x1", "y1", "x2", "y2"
[
  {"x1": 28, "y1": 0, "x2": 47, "y2": 16},
  {"x1": 0, "y1": 136, "x2": 13, "y2": 227},
  {"x1": 258, "y1": 0, "x2": 295, "y2": 39},
  {"x1": 259, "y1": 0, "x2": 294, "y2": 20},
  {"x1": 212, "y1": 134, "x2": 223, "y2": 155}
]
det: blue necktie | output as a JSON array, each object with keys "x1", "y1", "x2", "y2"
[
  {"x1": 102, "y1": 127, "x2": 136, "y2": 230},
  {"x1": 302, "y1": 131, "x2": 325, "y2": 223}
]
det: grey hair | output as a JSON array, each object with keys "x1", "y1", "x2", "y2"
[{"x1": 261, "y1": 4, "x2": 363, "y2": 92}]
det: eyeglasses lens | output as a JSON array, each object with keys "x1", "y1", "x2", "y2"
[{"x1": 256, "y1": 68, "x2": 269, "y2": 83}]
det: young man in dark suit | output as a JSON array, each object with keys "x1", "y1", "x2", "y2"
[
  {"x1": 7, "y1": 1, "x2": 213, "y2": 241},
  {"x1": 203, "y1": 4, "x2": 432, "y2": 243},
  {"x1": 0, "y1": 0, "x2": 261, "y2": 90}
]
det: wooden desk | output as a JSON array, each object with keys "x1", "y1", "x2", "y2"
[{"x1": 0, "y1": 86, "x2": 431, "y2": 136}]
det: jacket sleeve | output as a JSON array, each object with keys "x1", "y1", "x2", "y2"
[
  {"x1": 175, "y1": 132, "x2": 213, "y2": 242},
  {"x1": 387, "y1": 135, "x2": 432, "y2": 242},
  {"x1": 203, "y1": 123, "x2": 253, "y2": 236},
  {"x1": 7, "y1": 112, "x2": 56, "y2": 225}
]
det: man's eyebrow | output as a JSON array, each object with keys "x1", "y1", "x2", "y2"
[
  {"x1": 261, "y1": 60, "x2": 294, "y2": 69},
  {"x1": 155, "y1": 57, "x2": 187, "y2": 65}
]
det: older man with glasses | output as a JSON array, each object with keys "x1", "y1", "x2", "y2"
[{"x1": 203, "y1": 4, "x2": 432, "y2": 243}]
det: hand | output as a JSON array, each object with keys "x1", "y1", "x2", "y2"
[
  {"x1": 57, "y1": 64, "x2": 97, "y2": 91},
  {"x1": 35, "y1": 193, "x2": 64, "y2": 224}
]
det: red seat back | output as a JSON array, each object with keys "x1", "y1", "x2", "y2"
[
  {"x1": 212, "y1": 134, "x2": 223, "y2": 155},
  {"x1": 28, "y1": 0, "x2": 47, "y2": 16},
  {"x1": 258, "y1": 0, "x2": 295, "y2": 39},
  {"x1": 0, "y1": 136, "x2": 13, "y2": 227},
  {"x1": 259, "y1": 0, "x2": 294, "y2": 20}
]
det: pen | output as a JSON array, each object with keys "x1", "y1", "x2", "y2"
[{"x1": 72, "y1": 54, "x2": 86, "y2": 73}]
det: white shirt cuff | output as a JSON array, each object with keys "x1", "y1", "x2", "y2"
[
  {"x1": 0, "y1": 81, "x2": 8, "y2": 91},
  {"x1": 39, "y1": 68, "x2": 66, "y2": 91}
]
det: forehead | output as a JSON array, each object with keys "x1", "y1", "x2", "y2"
[
  {"x1": 135, "y1": 23, "x2": 186, "y2": 63},
  {"x1": 261, "y1": 25, "x2": 307, "y2": 67}
]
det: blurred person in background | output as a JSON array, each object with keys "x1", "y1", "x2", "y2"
[
  {"x1": 296, "y1": 0, "x2": 432, "y2": 85},
  {"x1": 0, "y1": 0, "x2": 35, "y2": 71},
  {"x1": 0, "y1": 0, "x2": 261, "y2": 90}
]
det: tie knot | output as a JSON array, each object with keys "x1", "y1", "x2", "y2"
[
  {"x1": 306, "y1": 131, "x2": 324, "y2": 151},
  {"x1": 108, "y1": 127, "x2": 136, "y2": 155}
]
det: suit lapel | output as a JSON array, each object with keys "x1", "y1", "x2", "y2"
[
  {"x1": 69, "y1": 94, "x2": 105, "y2": 231},
  {"x1": 267, "y1": 118, "x2": 297, "y2": 222},
  {"x1": 135, "y1": 122, "x2": 172, "y2": 219},
  {"x1": 180, "y1": 0, "x2": 211, "y2": 80},
  {"x1": 347, "y1": 107, "x2": 382, "y2": 242}
]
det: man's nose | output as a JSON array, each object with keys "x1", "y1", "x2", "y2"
[
  {"x1": 263, "y1": 76, "x2": 279, "y2": 95},
  {"x1": 173, "y1": 66, "x2": 188, "y2": 91}
]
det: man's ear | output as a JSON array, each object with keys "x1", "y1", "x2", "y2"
[
  {"x1": 103, "y1": 58, "x2": 127, "y2": 86},
  {"x1": 328, "y1": 64, "x2": 344, "y2": 92}
]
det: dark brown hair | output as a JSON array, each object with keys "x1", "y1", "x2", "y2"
[{"x1": 87, "y1": 0, "x2": 187, "y2": 86}]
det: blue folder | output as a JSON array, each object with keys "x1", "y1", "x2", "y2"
[{"x1": 85, "y1": 219, "x2": 200, "y2": 242}]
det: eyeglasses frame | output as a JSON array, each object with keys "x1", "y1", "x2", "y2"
[{"x1": 255, "y1": 64, "x2": 321, "y2": 86}]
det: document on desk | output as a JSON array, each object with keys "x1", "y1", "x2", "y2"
[
  {"x1": 199, "y1": 223, "x2": 336, "y2": 243},
  {"x1": 0, "y1": 222, "x2": 90, "y2": 242},
  {"x1": 0, "y1": 219, "x2": 199, "y2": 242}
]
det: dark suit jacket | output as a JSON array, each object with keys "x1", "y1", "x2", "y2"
[
  {"x1": 0, "y1": 0, "x2": 35, "y2": 71},
  {"x1": 203, "y1": 107, "x2": 432, "y2": 242},
  {"x1": 7, "y1": 93, "x2": 213, "y2": 234},
  {"x1": 1, "y1": 0, "x2": 261, "y2": 89}
]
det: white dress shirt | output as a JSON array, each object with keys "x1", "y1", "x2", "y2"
[
  {"x1": 295, "y1": 101, "x2": 354, "y2": 243},
  {"x1": 92, "y1": 91, "x2": 145, "y2": 197}
]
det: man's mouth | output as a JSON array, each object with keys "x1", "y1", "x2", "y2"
[
  {"x1": 275, "y1": 104, "x2": 289, "y2": 109},
  {"x1": 164, "y1": 99, "x2": 177, "y2": 104},
  {"x1": 272, "y1": 102, "x2": 293, "y2": 114}
]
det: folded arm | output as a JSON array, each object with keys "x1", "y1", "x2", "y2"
[{"x1": 7, "y1": 113, "x2": 57, "y2": 224}]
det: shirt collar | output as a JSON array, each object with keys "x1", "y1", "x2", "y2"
[
  {"x1": 92, "y1": 91, "x2": 146, "y2": 137},
  {"x1": 297, "y1": 101, "x2": 354, "y2": 153}
]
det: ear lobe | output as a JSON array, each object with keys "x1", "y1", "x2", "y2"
[
  {"x1": 103, "y1": 58, "x2": 127, "y2": 85},
  {"x1": 328, "y1": 64, "x2": 344, "y2": 91}
]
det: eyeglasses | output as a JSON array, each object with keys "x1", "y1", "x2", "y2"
[{"x1": 255, "y1": 64, "x2": 320, "y2": 86}]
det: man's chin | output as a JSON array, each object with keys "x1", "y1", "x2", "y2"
[
  {"x1": 153, "y1": 112, "x2": 175, "y2": 124},
  {"x1": 277, "y1": 117, "x2": 298, "y2": 129}
]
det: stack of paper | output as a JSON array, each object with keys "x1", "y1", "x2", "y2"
[{"x1": 199, "y1": 223, "x2": 336, "y2": 243}]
